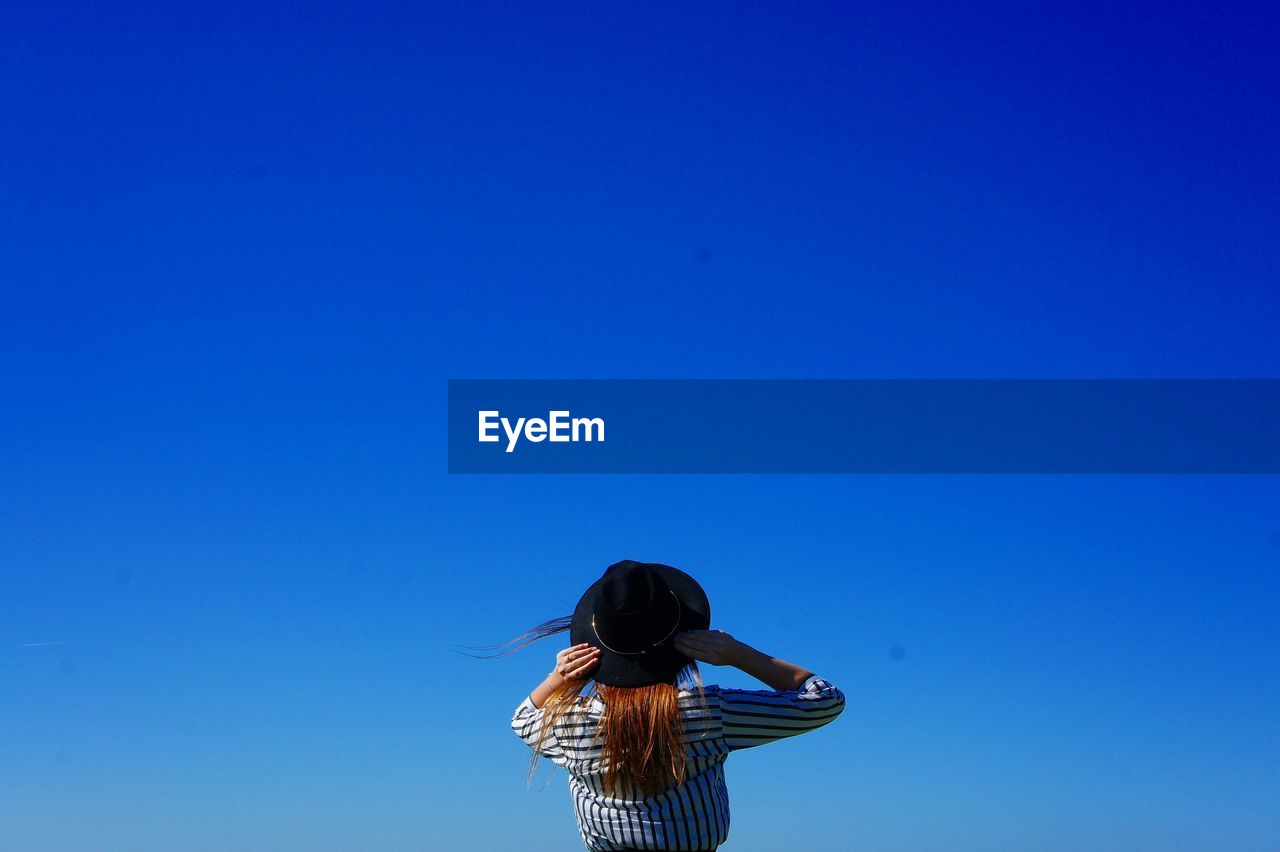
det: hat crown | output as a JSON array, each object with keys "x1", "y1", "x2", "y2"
[
  {"x1": 601, "y1": 563, "x2": 663, "y2": 614},
  {"x1": 570, "y1": 559, "x2": 711, "y2": 687},
  {"x1": 594, "y1": 564, "x2": 679, "y2": 652}
]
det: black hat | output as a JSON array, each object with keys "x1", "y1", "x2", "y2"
[{"x1": 570, "y1": 560, "x2": 711, "y2": 687}]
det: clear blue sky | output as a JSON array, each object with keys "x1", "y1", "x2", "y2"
[{"x1": 3, "y1": 3, "x2": 1278, "y2": 850}]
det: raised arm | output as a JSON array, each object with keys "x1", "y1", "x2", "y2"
[
  {"x1": 674, "y1": 629, "x2": 844, "y2": 750},
  {"x1": 674, "y1": 629, "x2": 813, "y2": 690},
  {"x1": 528, "y1": 643, "x2": 601, "y2": 709},
  {"x1": 512, "y1": 643, "x2": 601, "y2": 764}
]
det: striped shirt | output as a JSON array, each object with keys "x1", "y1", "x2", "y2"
[{"x1": 512, "y1": 675, "x2": 845, "y2": 851}]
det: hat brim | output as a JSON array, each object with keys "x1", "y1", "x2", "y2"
[{"x1": 569, "y1": 562, "x2": 711, "y2": 687}]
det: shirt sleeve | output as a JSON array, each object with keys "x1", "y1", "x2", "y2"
[
  {"x1": 717, "y1": 675, "x2": 845, "y2": 751},
  {"x1": 511, "y1": 696, "x2": 567, "y2": 764}
]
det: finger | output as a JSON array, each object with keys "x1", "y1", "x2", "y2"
[
  {"x1": 676, "y1": 636, "x2": 713, "y2": 652},
  {"x1": 566, "y1": 658, "x2": 599, "y2": 678},
  {"x1": 674, "y1": 641, "x2": 706, "y2": 657},
  {"x1": 567, "y1": 646, "x2": 601, "y2": 663},
  {"x1": 570, "y1": 656, "x2": 599, "y2": 674}
]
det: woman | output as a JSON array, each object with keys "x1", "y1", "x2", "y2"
[{"x1": 510, "y1": 560, "x2": 845, "y2": 851}]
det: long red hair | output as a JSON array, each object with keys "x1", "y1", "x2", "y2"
[
  {"x1": 476, "y1": 615, "x2": 705, "y2": 796},
  {"x1": 534, "y1": 666, "x2": 703, "y2": 797}
]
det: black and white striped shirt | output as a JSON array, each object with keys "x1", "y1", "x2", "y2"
[{"x1": 512, "y1": 675, "x2": 845, "y2": 851}]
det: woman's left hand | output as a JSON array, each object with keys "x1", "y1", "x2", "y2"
[{"x1": 550, "y1": 643, "x2": 602, "y2": 683}]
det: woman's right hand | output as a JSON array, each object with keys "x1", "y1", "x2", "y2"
[
  {"x1": 674, "y1": 629, "x2": 744, "y2": 666},
  {"x1": 676, "y1": 630, "x2": 815, "y2": 690}
]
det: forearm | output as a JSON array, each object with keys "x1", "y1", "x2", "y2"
[
  {"x1": 728, "y1": 642, "x2": 814, "y2": 691},
  {"x1": 528, "y1": 672, "x2": 567, "y2": 709}
]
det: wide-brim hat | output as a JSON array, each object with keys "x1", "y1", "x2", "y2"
[{"x1": 570, "y1": 560, "x2": 711, "y2": 687}]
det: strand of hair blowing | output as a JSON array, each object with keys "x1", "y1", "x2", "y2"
[{"x1": 597, "y1": 682, "x2": 686, "y2": 797}]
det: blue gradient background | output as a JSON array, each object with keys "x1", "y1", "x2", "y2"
[{"x1": 3, "y1": 3, "x2": 1278, "y2": 850}]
